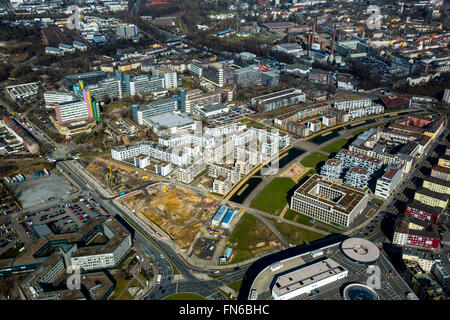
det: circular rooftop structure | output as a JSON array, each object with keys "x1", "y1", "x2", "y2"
[
  {"x1": 341, "y1": 238, "x2": 380, "y2": 264},
  {"x1": 343, "y1": 283, "x2": 380, "y2": 300},
  {"x1": 350, "y1": 166, "x2": 368, "y2": 175}
]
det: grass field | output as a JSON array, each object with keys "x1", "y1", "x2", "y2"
[
  {"x1": 270, "y1": 219, "x2": 325, "y2": 246},
  {"x1": 228, "y1": 280, "x2": 243, "y2": 294},
  {"x1": 320, "y1": 139, "x2": 348, "y2": 154},
  {"x1": 163, "y1": 293, "x2": 207, "y2": 300},
  {"x1": 228, "y1": 213, "x2": 279, "y2": 263},
  {"x1": 300, "y1": 152, "x2": 329, "y2": 168},
  {"x1": 250, "y1": 177, "x2": 296, "y2": 215},
  {"x1": 284, "y1": 209, "x2": 314, "y2": 226}
]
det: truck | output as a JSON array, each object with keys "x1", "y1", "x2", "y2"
[
  {"x1": 3, "y1": 177, "x2": 10, "y2": 184},
  {"x1": 156, "y1": 274, "x2": 162, "y2": 285}
]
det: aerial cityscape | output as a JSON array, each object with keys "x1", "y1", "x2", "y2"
[{"x1": 0, "y1": 0, "x2": 449, "y2": 305}]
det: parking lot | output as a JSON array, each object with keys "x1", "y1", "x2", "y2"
[
  {"x1": 7, "y1": 174, "x2": 74, "y2": 209},
  {"x1": 207, "y1": 106, "x2": 255, "y2": 126},
  {"x1": 0, "y1": 221, "x2": 22, "y2": 256},
  {"x1": 22, "y1": 196, "x2": 111, "y2": 235}
]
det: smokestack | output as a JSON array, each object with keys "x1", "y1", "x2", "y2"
[
  {"x1": 312, "y1": 17, "x2": 316, "y2": 45},
  {"x1": 331, "y1": 25, "x2": 337, "y2": 56},
  {"x1": 307, "y1": 33, "x2": 311, "y2": 59}
]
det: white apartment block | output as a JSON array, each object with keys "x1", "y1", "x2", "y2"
[
  {"x1": 129, "y1": 76, "x2": 165, "y2": 96},
  {"x1": 213, "y1": 176, "x2": 234, "y2": 195},
  {"x1": 175, "y1": 161, "x2": 207, "y2": 184},
  {"x1": 334, "y1": 99, "x2": 372, "y2": 110},
  {"x1": 375, "y1": 163, "x2": 404, "y2": 199},
  {"x1": 111, "y1": 142, "x2": 188, "y2": 166}
]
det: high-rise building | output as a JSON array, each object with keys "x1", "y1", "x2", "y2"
[{"x1": 64, "y1": 71, "x2": 107, "y2": 90}]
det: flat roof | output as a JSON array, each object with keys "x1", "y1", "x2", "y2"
[
  {"x1": 146, "y1": 112, "x2": 193, "y2": 128},
  {"x1": 292, "y1": 174, "x2": 367, "y2": 216},
  {"x1": 273, "y1": 258, "x2": 346, "y2": 298}
]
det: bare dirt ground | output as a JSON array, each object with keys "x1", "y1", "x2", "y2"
[
  {"x1": 85, "y1": 156, "x2": 159, "y2": 194},
  {"x1": 122, "y1": 184, "x2": 219, "y2": 249}
]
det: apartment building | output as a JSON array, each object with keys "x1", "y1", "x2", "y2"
[
  {"x1": 334, "y1": 99, "x2": 372, "y2": 110},
  {"x1": 335, "y1": 149, "x2": 383, "y2": 175},
  {"x1": 320, "y1": 159, "x2": 343, "y2": 180},
  {"x1": 405, "y1": 200, "x2": 442, "y2": 222},
  {"x1": 422, "y1": 176, "x2": 450, "y2": 195},
  {"x1": 414, "y1": 187, "x2": 449, "y2": 209},
  {"x1": 393, "y1": 215, "x2": 440, "y2": 250},
  {"x1": 344, "y1": 166, "x2": 370, "y2": 190},
  {"x1": 176, "y1": 161, "x2": 207, "y2": 184},
  {"x1": 431, "y1": 165, "x2": 450, "y2": 181},
  {"x1": 403, "y1": 247, "x2": 441, "y2": 273},
  {"x1": 111, "y1": 142, "x2": 188, "y2": 166},
  {"x1": 375, "y1": 163, "x2": 404, "y2": 199}
]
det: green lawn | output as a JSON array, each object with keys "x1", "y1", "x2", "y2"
[
  {"x1": 228, "y1": 280, "x2": 243, "y2": 293},
  {"x1": 284, "y1": 209, "x2": 314, "y2": 226},
  {"x1": 228, "y1": 213, "x2": 278, "y2": 263},
  {"x1": 270, "y1": 220, "x2": 325, "y2": 246},
  {"x1": 300, "y1": 152, "x2": 329, "y2": 168},
  {"x1": 320, "y1": 139, "x2": 348, "y2": 154},
  {"x1": 113, "y1": 249, "x2": 136, "y2": 270},
  {"x1": 250, "y1": 177, "x2": 296, "y2": 215},
  {"x1": 163, "y1": 293, "x2": 207, "y2": 300}
]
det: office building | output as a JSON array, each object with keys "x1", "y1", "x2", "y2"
[
  {"x1": 129, "y1": 75, "x2": 165, "y2": 96},
  {"x1": 195, "y1": 103, "x2": 229, "y2": 118},
  {"x1": 131, "y1": 97, "x2": 179, "y2": 125},
  {"x1": 290, "y1": 174, "x2": 369, "y2": 227},
  {"x1": 87, "y1": 78, "x2": 122, "y2": 102},
  {"x1": 202, "y1": 63, "x2": 226, "y2": 87},
  {"x1": 44, "y1": 91, "x2": 74, "y2": 108},
  {"x1": 183, "y1": 89, "x2": 221, "y2": 113},
  {"x1": 251, "y1": 88, "x2": 306, "y2": 113}
]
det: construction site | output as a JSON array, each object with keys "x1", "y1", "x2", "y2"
[
  {"x1": 121, "y1": 184, "x2": 219, "y2": 249},
  {"x1": 85, "y1": 156, "x2": 161, "y2": 195}
]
